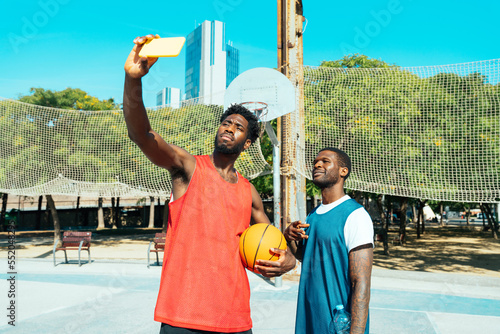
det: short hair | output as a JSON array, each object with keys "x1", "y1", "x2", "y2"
[
  {"x1": 220, "y1": 104, "x2": 260, "y2": 144},
  {"x1": 318, "y1": 147, "x2": 352, "y2": 179}
]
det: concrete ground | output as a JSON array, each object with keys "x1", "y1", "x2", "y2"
[{"x1": 1, "y1": 234, "x2": 500, "y2": 333}]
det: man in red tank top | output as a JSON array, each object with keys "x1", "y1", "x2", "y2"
[{"x1": 123, "y1": 34, "x2": 297, "y2": 334}]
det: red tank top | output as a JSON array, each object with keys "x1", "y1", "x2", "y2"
[{"x1": 154, "y1": 155, "x2": 253, "y2": 332}]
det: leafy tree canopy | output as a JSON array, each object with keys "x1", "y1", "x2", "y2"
[
  {"x1": 18, "y1": 87, "x2": 119, "y2": 111},
  {"x1": 320, "y1": 54, "x2": 398, "y2": 69}
]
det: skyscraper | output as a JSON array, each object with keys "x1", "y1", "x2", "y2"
[
  {"x1": 156, "y1": 87, "x2": 181, "y2": 109},
  {"x1": 185, "y1": 20, "x2": 239, "y2": 105}
]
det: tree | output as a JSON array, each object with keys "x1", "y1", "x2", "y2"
[
  {"x1": 399, "y1": 197, "x2": 409, "y2": 242},
  {"x1": 306, "y1": 55, "x2": 421, "y2": 236},
  {"x1": 14, "y1": 88, "x2": 119, "y2": 239},
  {"x1": 46, "y1": 195, "x2": 61, "y2": 246},
  {"x1": 320, "y1": 54, "x2": 397, "y2": 69},
  {"x1": 162, "y1": 199, "x2": 169, "y2": 233},
  {"x1": 35, "y1": 196, "x2": 43, "y2": 230},
  {"x1": 148, "y1": 196, "x2": 155, "y2": 228},
  {"x1": 97, "y1": 197, "x2": 105, "y2": 229},
  {"x1": 305, "y1": 54, "x2": 499, "y2": 219},
  {"x1": 113, "y1": 197, "x2": 120, "y2": 228},
  {"x1": 18, "y1": 88, "x2": 119, "y2": 110},
  {"x1": 4, "y1": 89, "x2": 270, "y2": 201},
  {"x1": 110, "y1": 197, "x2": 117, "y2": 229},
  {"x1": 375, "y1": 194, "x2": 390, "y2": 255},
  {"x1": 480, "y1": 203, "x2": 499, "y2": 239}
]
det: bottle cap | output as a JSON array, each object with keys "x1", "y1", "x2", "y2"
[{"x1": 335, "y1": 305, "x2": 344, "y2": 310}]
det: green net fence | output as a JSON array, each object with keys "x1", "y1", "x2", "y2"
[
  {"x1": 0, "y1": 98, "x2": 269, "y2": 198},
  {"x1": 300, "y1": 59, "x2": 500, "y2": 203},
  {"x1": 1, "y1": 59, "x2": 499, "y2": 202}
]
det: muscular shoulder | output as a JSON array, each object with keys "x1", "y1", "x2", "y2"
[
  {"x1": 347, "y1": 207, "x2": 372, "y2": 225},
  {"x1": 344, "y1": 208, "x2": 374, "y2": 252}
]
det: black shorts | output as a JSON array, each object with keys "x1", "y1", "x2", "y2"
[{"x1": 159, "y1": 323, "x2": 253, "y2": 334}]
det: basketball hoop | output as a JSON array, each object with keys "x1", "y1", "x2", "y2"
[
  {"x1": 240, "y1": 101, "x2": 269, "y2": 121},
  {"x1": 239, "y1": 102, "x2": 268, "y2": 137}
]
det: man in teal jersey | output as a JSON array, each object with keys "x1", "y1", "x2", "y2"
[{"x1": 285, "y1": 147, "x2": 373, "y2": 333}]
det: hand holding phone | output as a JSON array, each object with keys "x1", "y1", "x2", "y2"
[{"x1": 138, "y1": 37, "x2": 186, "y2": 58}]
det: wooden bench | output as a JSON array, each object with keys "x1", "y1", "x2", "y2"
[
  {"x1": 147, "y1": 233, "x2": 166, "y2": 268},
  {"x1": 53, "y1": 231, "x2": 92, "y2": 266}
]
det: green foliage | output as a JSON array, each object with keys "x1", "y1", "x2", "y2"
[
  {"x1": 250, "y1": 174, "x2": 273, "y2": 198},
  {"x1": 18, "y1": 88, "x2": 119, "y2": 111},
  {"x1": 250, "y1": 120, "x2": 275, "y2": 197},
  {"x1": 249, "y1": 54, "x2": 499, "y2": 203},
  {"x1": 320, "y1": 54, "x2": 398, "y2": 69},
  {"x1": 0, "y1": 96, "x2": 269, "y2": 196},
  {"x1": 2, "y1": 56, "x2": 498, "y2": 205},
  {"x1": 306, "y1": 179, "x2": 321, "y2": 197},
  {"x1": 304, "y1": 56, "x2": 499, "y2": 203}
]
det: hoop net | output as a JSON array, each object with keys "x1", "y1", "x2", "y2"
[{"x1": 240, "y1": 101, "x2": 269, "y2": 121}]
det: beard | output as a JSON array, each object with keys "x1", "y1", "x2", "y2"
[
  {"x1": 312, "y1": 172, "x2": 340, "y2": 189},
  {"x1": 214, "y1": 135, "x2": 246, "y2": 155}
]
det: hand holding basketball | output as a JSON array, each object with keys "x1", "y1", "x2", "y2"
[
  {"x1": 254, "y1": 247, "x2": 294, "y2": 278},
  {"x1": 124, "y1": 34, "x2": 160, "y2": 79},
  {"x1": 239, "y1": 223, "x2": 287, "y2": 274}
]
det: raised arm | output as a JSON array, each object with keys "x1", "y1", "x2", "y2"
[
  {"x1": 123, "y1": 34, "x2": 195, "y2": 175},
  {"x1": 348, "y1": 244, "x2": 373, "y2": 334}
]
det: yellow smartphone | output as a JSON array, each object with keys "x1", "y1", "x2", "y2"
[{"x1": 138, "y1": 37, "x2": 186, "y2": 58}]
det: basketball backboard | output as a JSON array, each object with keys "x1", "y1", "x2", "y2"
[{"x1": 224, "y1": 67, "x2": 296, "y2": 122}]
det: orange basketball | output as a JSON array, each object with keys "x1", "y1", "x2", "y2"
[{"x1": 239, "y1": 223, "x2": 287, "y2": 273}]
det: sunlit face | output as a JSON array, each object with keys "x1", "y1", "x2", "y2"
[
  {"x1": 214, "y1": 114, "x2": 251, "y2": 154},
  {"x1": 312, "y1": 150, "x2": 348, "y2": 189}
]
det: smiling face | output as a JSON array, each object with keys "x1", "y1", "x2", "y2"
[
  {"x1": 214, "y1": 114, "x2": 252, "y2": 155},
  {"x1": 312, "y1": 150, "x2": 349, "y2": 189}
]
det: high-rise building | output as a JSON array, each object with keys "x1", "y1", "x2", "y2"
[
  {"x1": 185, "y1": 20, "x2": 239, "y2": 105},
  {"x1": 156, "y1": 87, "x2": 181, "y2": 109},
  {"x1": 226, "y1": 41, "x2": 239, "y2": 88}
]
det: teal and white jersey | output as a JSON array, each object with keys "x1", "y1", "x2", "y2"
[{"x1": 295, "y1": 195, "x2": 373, "y2": 334}]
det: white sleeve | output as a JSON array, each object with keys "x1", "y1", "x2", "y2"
[{"x1": 344, "y1": 208, "x2": 374, "y2": 252}]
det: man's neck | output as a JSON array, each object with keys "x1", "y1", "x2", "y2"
[
  {"x1": 210, "y1": 151, "x2": 239, "y2": 182},
  {"x1": 321, "y1": 184, "x2": 346, "y2": 205}
]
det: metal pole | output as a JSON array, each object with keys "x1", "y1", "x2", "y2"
[
  {"x1": 273, "y1": 142, "x2": 283, "y2": 288},
  {"x1": 278, "y1": 0, "x2": 306, "y2": 230},
  {"x1": 265, "y1": 121, "x2": 282, "y2": 288},
  {"x1": 265, "y1": 122, "x2": 281, "y2": 231}
]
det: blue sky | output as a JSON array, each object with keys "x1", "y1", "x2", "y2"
[{"x1": 1, "y1": 0, "x2": 499, "y2": 108}]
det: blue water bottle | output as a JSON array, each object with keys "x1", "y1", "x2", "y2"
[{"x1": 333, "y1": 304, "x2": 351, "y2": 334}]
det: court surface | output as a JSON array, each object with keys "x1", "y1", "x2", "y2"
[{"x1": 1, "y1": 258, "x2": 500, "y2": 333}]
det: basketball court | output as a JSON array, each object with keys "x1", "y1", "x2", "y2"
[
  {"x1": 1, "y1": 256, "x2": 499, "y2": 333},
  {"x1": 0, "y1": 2, "x2": 499, "y2": 334}
]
